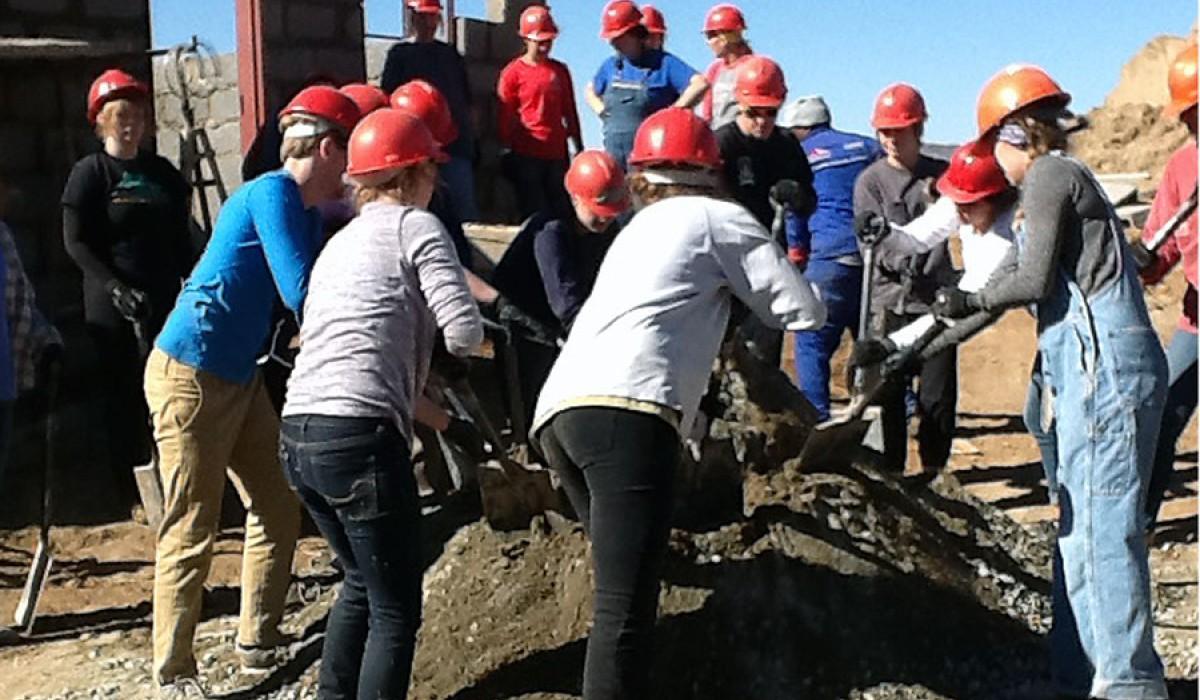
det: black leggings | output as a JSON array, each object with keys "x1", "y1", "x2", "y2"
[
  {"x1": 87, "y1": 321, "x2": 150, "y2": 506},
  {"x1": 538, "y1": 406, "x2": 680, "y2": 700},
  {"x1": 878, "y1": 313, "x2": 958, "y2": 472}
]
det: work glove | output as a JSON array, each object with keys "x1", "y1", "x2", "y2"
[
  {"x1": 932, "y1": 286, "x2": 980, "y2": 320},
  {"x1": 106, "y1": 279, "x2": 150, "y2": 323},
  {"x1": 849, "y1": 338, "x2": 896, "y2": 368},
  {"x1": 854, "y1": 211, "x2": 890, "y2": 246},
  {"x1": 769, "y1": 179, "x2": 810, "y2": 212},
  {"x1": 485, "y1": 297, "x2": 560, "y2": 348},
  {"x1": 1129, "y1": 240, "x2": 1157, "y2": 272},
  {"x1": 787, "y1": 245, "x2": 809, "y2": 272}
]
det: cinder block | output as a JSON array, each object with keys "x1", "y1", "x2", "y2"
[
  {"x1": 483, "y1": 0, "x2": 508, "y2": 23},
  {"x1": 209, "y1": 87, "x2": 240, "y2": 124},
  {"x1": 207, "y1": 121, "x2": 242, "y2": 159},
  {"x1": 84, "y1": 0, "x2": 147, "y2": 19},
  {"x1": 286, "y1": 3, "x2": 338, "y2": 41},
  {"x1": 216, "y1": 154, "x2": 244, "y2": 190},
  {"x1": 214, "y1": 54, "x2": 240, "y2": 89},
  {"x1": 458, "y1": 18, "x2": 491, "y2": 61}
]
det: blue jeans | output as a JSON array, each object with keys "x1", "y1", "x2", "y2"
[
  {"x1": 793, "y1": 260, "x2": 862, "y2": 421},
  {"x1": 1144, "y1": 328, "x2": 1197, "y2": 528},
  {"x1": 280, "y1": 415, "x2": 420, "y2": 700},
  {"x1": 438, "y1": 156, "x2": 478, "y2": 222}
]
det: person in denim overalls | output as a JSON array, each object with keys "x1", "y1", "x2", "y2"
[
  {"x1": 936, "y1": 64, "x2": 1168, "y2": 700},
  {"x1": 585, "y1": 1, "x2": 708, "y2": 169}
]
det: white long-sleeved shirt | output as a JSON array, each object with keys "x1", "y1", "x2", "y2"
[
  {"x1": 882, "y1": 196, "x2": 1016, "y2": 293},
  {"x1": 532, "y1": 196, "x2": 827, "y2": 437}
]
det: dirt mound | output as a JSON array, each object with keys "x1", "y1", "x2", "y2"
[
  {"x1": 1070, "y1": 103, "x2": 1189, "y2": 195},
  {"x1": 1105, "y1": 35, "x2": 1191, "y2": 109}
]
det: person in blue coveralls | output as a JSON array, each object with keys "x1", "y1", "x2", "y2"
[{"x1": 584, "y1": 0, "x2": 708, "y2": 169}]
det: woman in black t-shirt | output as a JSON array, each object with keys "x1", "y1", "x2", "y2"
[{"x1": 61, "y1": 69, "x2": 196, "y2": 511}]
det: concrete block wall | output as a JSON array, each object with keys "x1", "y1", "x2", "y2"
[{"x1": 152, "y1": 52, "x2": 243, "y2": 219}]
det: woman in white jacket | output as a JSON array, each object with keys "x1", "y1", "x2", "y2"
[{"x1": 532, "y1": 107, "x2": 826, "y2": 700}]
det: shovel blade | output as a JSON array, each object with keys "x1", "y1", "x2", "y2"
[
  {"x1": 797, "y1": 406, "x2": 883, "y2": 468},
  {"x1": 14, "y1": 540, "x2": 52, "y2": 633},
  {"x1": 134, "y1": 460, "x2": 164, "y2": 530},
  {"x1": 477, "y1": 460, "x2": 562, "y2": 531}
]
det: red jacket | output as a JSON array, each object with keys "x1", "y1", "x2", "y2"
[
  {"x1": 496, "y1": 56, "x2": 581, "y2": 161},
  {"x1": 1141, "y1": 141, "x2": 1198, "y2": 333}
]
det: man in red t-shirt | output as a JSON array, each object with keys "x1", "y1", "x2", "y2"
[
  {"x1": 497, "y1": 5, "x2": 583, "y2": 221},
  {"x1": 1136, "y1": 41, "x2": 1198, "y2": 530}
]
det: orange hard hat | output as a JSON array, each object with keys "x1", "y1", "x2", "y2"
[
  {"x1": 406, "y1": 0, "x2": 442, "y2": 14},
  {"x1": 734, "y1": 55, "x2": 787, "y2": 108},
  {"x1": 641, "y1": 5, "x2": 667, "y2": 35},
  {"x1": 519, "y1": 5, "x2": 559, "y2": 41},
  {"x1": 871, "y1": 83, "x2": 927, "y2": 130},
  {"x1": 976, "y1": 64, "x2": 1070, "y2": 136},
  {"x1": 347, "y1": 109, "x2": 447, "y2": 179},
  {"x1": 704, "y1": 4, "x2": 746, "y2": 33},
  {"x1": 565, "y1": 150, "x2": 630, "y2": 219},
  {"x1": 87, "y1": 69, "x2": 149, "y2": 125},
  {"x1": 629, "y1": 107, "x2": 722, "y2": 169},
  {"x1": 1165, "y1": 41, "x2": 1198, "y2": 120},
  {"x1": 600, "y1": 0, "x2": 642, "y2": 40},
  {"x1": 936, "y1": 141, "x2": 1010, "y2": 205},
  {"x1": 340, "y1": 83, "x2": 389, "y2": 117},
  {"x1": 279, "y1": 85, "x2": 363, "y2": 135},
  {"x1": 390, "y1": 80, "x2": 458, "y2": 147}
]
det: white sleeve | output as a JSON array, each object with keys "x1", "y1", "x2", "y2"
[
  {"x1": 710, "y1": 205, "x2": 827, "y2": 332},
  {"x1": 882, "y1": 196, "x2": 959, "y2": 255}
]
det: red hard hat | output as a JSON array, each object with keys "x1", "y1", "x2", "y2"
[
  {"x1": 704, "y1": 4, "x2": 746, "y2": 33},
  {"x1": 340, "y1": 83, "x2": 389, "y2": 117},
  {"x1": 871, "y1": 83, "x2": 927, "y2": 130},
  {"x1": 279, "y1": 85, "x2": 362, "y2": 135},
  {"x1": 1165, "y1": 41, "x2": 1198, "y2": 120},
  {"x1": 976, "y1": 64, "x2": 1070, "y2": 136},
  {"x1": 565, "y1": 150, "x2": 630, "y2": 219},
  {"x1": 406, "y1": 0, "x2": 442, "y2": 14},
  {"x1": 87, "y1": 69, "x2": 149, "y2": 125},
  {"x1": 519, "y1": 5, "x2": 559, "y2": 41},
  {"x1": 600, "y1": 0, "x2": 642, "y2": 40},
  {"x1": 641, "y1": 5, "x2": 667, "y2": 35},
  {"x1": 734, "y1": 55, "x2": 786, "y2": 108},
  {"x1": 936, "y1": 141, "x2": 1010, "y2": 205},
  {"x1": 347, "y1": 109, "x2": 448, "y2": 179},
  {"x1": 629, "y1": 107, "x2": 721, "y2": 169},
  {"x1": 390, "y1": 80, "x2": 459, "y2": 147}
]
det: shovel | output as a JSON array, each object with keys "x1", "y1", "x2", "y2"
[
  {"x1": 128, "y1": 315, "x2": 165, "y2": 529},
  {"x1": 14, "y1": 355, "x2": 62, "y2": 633}
]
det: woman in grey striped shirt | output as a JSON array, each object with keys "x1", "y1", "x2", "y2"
[{"x1": 280, "y1": 108, "x2": 482, "y2": 700}]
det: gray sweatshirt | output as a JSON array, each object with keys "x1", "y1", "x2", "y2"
[
  {"x1": 283, "y1": 202, "x2": 483, "y2": 444},
  {"x1": 977, "y1": 154, "x2": 1123, "y2": 310}
]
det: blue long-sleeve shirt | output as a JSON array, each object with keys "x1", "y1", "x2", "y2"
[
  {"x1": 156, "y1": 171, "x2": 320, "y2": 384},
  {"x1": 786, "y1": 125, "x2": 882, "y2": 261}
]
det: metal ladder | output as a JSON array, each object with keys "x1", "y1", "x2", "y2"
[{"x1": 165, "y1": 36, "x2": 227, "y2": 235}]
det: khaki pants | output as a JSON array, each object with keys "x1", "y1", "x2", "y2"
[{"x1": 144, "y1": 349, "x2": 300, "y2": 683}]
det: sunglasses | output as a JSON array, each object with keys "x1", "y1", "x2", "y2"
[{"x1": 743, "y1": 107, "x2": 778, "y2": 119}]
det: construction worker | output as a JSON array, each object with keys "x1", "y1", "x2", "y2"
[
  {"x1": 640, "y1": 5, "x2": 667, "y2": 50},
  {"x1": 491, "y1": 149, "x2": 631, "y2": 426},
  {"x1": 853, "y1": 82, "x2": 956, "y2": 476},
  {"x1": 61, "y1": 69, "x2": 198, "y2": 513},
  {"x1": 281, "y1": 108, "x2": 482, "y2": 700},
  {"x1": 586, "y1": 0, "x2": 708, "y2": 169},
  {"x1": 533, "y1": 108, "x2": 826, "y2": 700},
  {"x1": 715, "y1": 56, "x2": 815, "y2": 367},
  {"x1": 933, "y1": 64, "x2": 1169, "y2": 700},
  {"x1": 145, "y1": 85, "x2": 361, "y2": 699},
  {"x1": 778, "y1": 95, "x2": 882, "y2": 420},
  {"x1": 497, "y1": 5, "x2": 583, "y2": 221},
  {"x1": 1134, "y1": 41, "x2": 1198, "y2": 533},
  {"x1": 700, "y1": 3, "x2": 753, "y2": 130},
  {"x1": 381, "y1": 0, "x2": 477, "y2": 220}
]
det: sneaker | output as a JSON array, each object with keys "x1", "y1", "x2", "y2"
[
  {"x1": 157, "y1": 677, "x2": 208, "y2": 699},
  {"x1": 236, "y1": 636, "x2": 292, "y2": 671}
]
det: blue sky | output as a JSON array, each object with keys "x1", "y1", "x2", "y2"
[{"x1": 152, "y1": 1, "x2": 1195, "y2": 146}]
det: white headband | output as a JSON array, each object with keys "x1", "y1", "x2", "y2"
[
  {"x1": 639, "y1": 168, "x2": 718, "y2": 187},
  {"x1": 282, "y1": 118, "x2": 333, "y2": 140}
]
